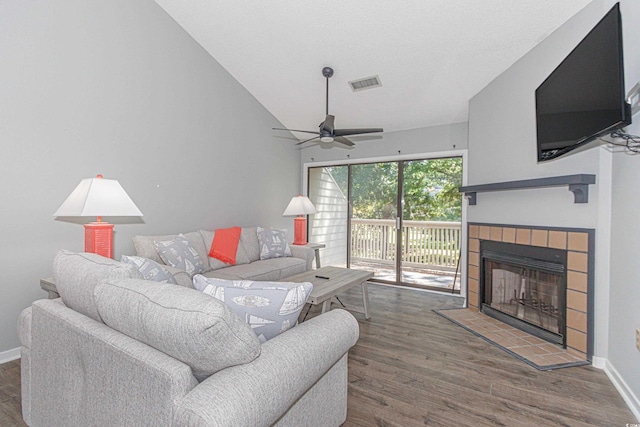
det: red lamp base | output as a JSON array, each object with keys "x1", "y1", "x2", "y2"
[
  {"x1": 84, "y1": 222, "x2": 114, "y2": 258},
  {"x1": 292, "y1": 216, "x2": 308, "y2": 245}
]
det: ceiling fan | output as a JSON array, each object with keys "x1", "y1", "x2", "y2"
[{"x1": 273, "y1": 67, "x2": 383, "y2": 148}]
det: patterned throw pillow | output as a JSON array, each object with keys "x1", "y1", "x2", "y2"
[
  {"x1": 256, "y1": 227, "x2": 292, "y2": 260},
  {"x1": 154, "y1": 236, "x2": 207, "y2": 276},
  {"x1": 121, "y1": 255, "x2": 177, "y2": 284},
  {"x1": 193, "y1": 275, "x2": 313, "y2": 343}
]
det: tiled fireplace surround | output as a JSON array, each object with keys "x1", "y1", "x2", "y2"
[{"x1": 467, "y1": 223, "x2": 594, "y2": 361}]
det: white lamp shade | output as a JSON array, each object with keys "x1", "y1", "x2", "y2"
[
  {"x1": 282, "y1": 195, "x2": 317, "y2": 216},
  {"x1": 54, "y1": 177, "x2": 143, "y2": 217}
]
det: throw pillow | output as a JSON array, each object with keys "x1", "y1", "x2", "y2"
[
  {"x1": 209, "y1": 226, "x2": 242, "y2": 264},
  {"x1": 199, "y1": 229, "x2": 251, "y2": 269},
  {"x1": 193, "y1": 275, "x2": 313, "y2": 343},
  {"x1": 132, "y1": 233, "x2": 179, "y2": 263},
  {"x1": 121, "y1": 255, "x2": 177, "y2": 284},
  {"x1": 256, "y1": 227, "x2": 292, "y2": 260},
  {"x1": 154, "y1": 236, "x2": 207, "y2": 276}
]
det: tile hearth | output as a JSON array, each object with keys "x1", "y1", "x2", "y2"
[{"x1": 436, "y1": 308, "x2": 589, "y2": 370}]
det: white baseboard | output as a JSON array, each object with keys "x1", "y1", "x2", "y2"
[
  {"x1": 0, "y1": 347, "x2": 20, "y2": 364},
  {"x1": 591, "y1": 355, "x2": 607, "y2": 369},
  {"x1": 597, "y1": 357, "x2": 640, "y2": 422}
]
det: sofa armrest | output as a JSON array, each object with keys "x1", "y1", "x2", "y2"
[
  {"x1": 173, "y1": 309, "x2": 359, "y2": 427},
  {"x1": 30, "y1": 299, "x2": 198, "y2": 427},
  {"x1": 18, "y1": 306, "x2": 33, "y2": 425},
  {"x1": 289, "y1": 245, "x2": 314, "y2": 270},
  {"x1": 18, "y1": 306, "x2": 32, "y2": 350}
]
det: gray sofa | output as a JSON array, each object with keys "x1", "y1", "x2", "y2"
[
  {"x1": 18, "y1": 250, "x2": 359, "y2": 427},
  {"x1": 132, "y1": 227, "x2": 315, "y2": 287}
]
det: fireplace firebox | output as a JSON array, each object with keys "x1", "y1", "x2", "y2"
[{"x1": 480, "y1": 240, "x2": 567, "y2": 346}]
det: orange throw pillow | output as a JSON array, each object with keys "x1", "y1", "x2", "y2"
[{"x1": 209, "y1": 227, "x2": 242, "y2": 265}]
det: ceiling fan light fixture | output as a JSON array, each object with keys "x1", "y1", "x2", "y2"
[{"x1": 320, "y1": 136, "x2": 334, "y2": 143}]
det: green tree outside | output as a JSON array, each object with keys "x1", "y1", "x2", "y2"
[{"x1": 327, "y1": 157, "x2": 462, "y2": 221}]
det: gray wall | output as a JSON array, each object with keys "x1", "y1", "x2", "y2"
[
  {"x1": 467, "y1": 2, "x2": 606, "y2": 229},
  {"x1": 609, "y1": 0, "x2": 640, "y2": 412},
  {"x1": 0, "y1": 0, "x2": 300, "y2": 354},
  {"x1": 467, "y1": 0, "x2": 640, "y2": 414}
]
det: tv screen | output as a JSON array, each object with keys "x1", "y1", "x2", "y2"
[{"x1": 536, "y1": 3, "x2": 631, "y2": 162}]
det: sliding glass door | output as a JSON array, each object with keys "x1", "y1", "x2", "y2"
[
  {"x1": 399, "y1": 159, "x2": 462, "y2": 289},
  {"x1": 308, "y1": 156, "x2": 462, "y2": 292},
  {"x1": 349, "y1": 162, "x2": 400, "y2": 281}
]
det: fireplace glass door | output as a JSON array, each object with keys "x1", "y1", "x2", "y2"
[
  {"x1": 484, "y1": 260, "x2": 564, "y2": 335},
  {"x1": 480, "y1": 241, "x2": 567, "y2": 346}
]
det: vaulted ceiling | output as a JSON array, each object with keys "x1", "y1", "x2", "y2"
[{"x1": 154, "y1": 0, "x2": 593, "y2": 140}]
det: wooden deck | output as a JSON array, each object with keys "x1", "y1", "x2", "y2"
[{"x1": 0, "y1": 283, "x2": 636, "y2": 426}]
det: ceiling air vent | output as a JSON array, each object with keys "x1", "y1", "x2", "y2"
[{"x1": 348, "y1": 75, "x2": 382, "y2": 92}]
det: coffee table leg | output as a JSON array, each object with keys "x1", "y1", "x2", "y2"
[
  {"x1": 361, "y1": 281, "x2": 370, "y2": 319},
  {"x1": 321, "y1": 300, "x2": 331, "y2": 314}
]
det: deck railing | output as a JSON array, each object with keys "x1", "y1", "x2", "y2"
[{"x1": 350, "y1": 219, "x2": 462, "y2": 271}]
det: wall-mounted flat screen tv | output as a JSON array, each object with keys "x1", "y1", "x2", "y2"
[{"x1": 536, "y1": 3, "x2": 631, "y2": 162}]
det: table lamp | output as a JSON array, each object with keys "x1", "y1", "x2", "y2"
[
  {"x1": 282, "y1": 195, "x2": 317, "y2": 245},
  {"x1": 53, "y1": 174, "x2": 143, "y2": 258}
]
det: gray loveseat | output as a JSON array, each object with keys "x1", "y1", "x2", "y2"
[
  {"x1": 132, "y1": 227, "x2": 315, "y2": 287},
  {"x1": 18, "y1": 250, "x2": 359, "y2": 426}
]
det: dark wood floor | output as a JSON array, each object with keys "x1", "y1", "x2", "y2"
[
  {"x1": 0, "y1": 358, "x2": 23, "y2": 426},
  {"x1": 1, "y1": 283, "x2": 636, "y2": 426},
  {"x1": 322, "y1": 283, "x2": 635, "y2": 426}
]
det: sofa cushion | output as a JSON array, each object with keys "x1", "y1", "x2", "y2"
[
  {"x1": 192, "y1": 276, "x2": 313, "y2": 343},
  {"x1": 53, "y1": 250, "x2": 142, "y2": 322},
  {"x1": 94, "y1": 279, "x2": 261, "y2": 382},
  {"x1": 200, "y1": 229, "x2": 250, "y2": 270},
  {"x1": 154, "y1": 236, "x2": 208, "y2": 276},
  {"x1": 204, "y1": 257, "x2": 306, "y2": 281},
  {"x1": 261, "y1": 258, "x2": 309, "y2": 279},
  {"x1": 241, "y1": 227, "x2": 260, "y2": 262},
  {"x1": 121, "y1": 255, "x2": 178, "y2": 284},
  {"x1": 257, "y1": 227, "x2": 292, "y2": 260}
]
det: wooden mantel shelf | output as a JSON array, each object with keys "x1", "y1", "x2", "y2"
[{"x1": 459, "y1": 174, "x2": 596, "y2": 205}]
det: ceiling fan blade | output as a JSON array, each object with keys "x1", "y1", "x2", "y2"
[
  {"x1": 333, "y1": 128, "x2": 383, "y2": 137},
  {"x1": 272, "y1": 127, "x2": 320, "y2": 136},
  {"x1": 296, "y1": 136, "x2": 320, "y2": 146},
  {"x1": 299, "y1": 140, "x2": 320, "y2": 150},
  {"x1": 320, "y1": 115, "x2": 335, "y2": 133},
  {"x1": 334, "y1": 136, "x2": 355, "y2": 147}
]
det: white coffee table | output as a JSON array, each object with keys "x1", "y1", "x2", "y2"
[{"x1": 284, "y1": 266, "x2": 373, "y2": 319}]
